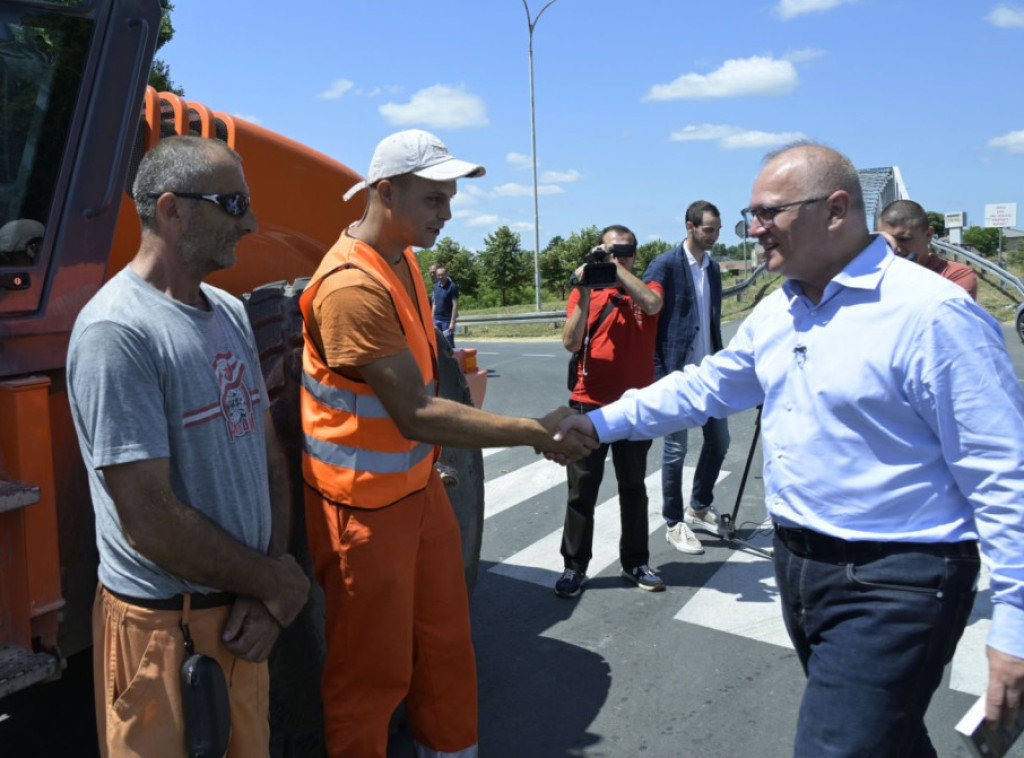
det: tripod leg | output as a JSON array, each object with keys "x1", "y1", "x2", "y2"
[{"x1": 724, "y1": 405, "x2": 763, "y2": 539}]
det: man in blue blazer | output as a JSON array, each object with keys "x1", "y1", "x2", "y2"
[{"x1": 643, "y1": 201, "x2": 730, "y2": 554}]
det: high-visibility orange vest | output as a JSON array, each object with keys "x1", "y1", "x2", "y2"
[{"x1": 299, "y1": 233, "x2": 439, "y2": 509}]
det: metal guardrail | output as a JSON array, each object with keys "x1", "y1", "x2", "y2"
[
  {"x1": 931, "y1": 240, "x2": 1024, "y2": 301},
  {"x1": 459, "y1": 263, "x2": 773, "y2": 329}
]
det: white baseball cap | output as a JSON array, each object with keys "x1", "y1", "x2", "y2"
[{"x1": 342, "y1": 129, "x2": 486, "y2": 202}]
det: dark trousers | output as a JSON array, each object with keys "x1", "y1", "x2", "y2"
[
  {"x1": 772, "y1": 527, "x2": 979, "y2": 757},
  {"x1": 661, "y1": 417, "x2": 730, "y2": 524},
  {"x1": 561, "y1": 403, "x2": 652, "y2": 573}
]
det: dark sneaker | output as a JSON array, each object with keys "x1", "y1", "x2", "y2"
[
  {"x1": 554, "y1": 568, "x2": 588, "y2": 598},
  {"x1": 621, "y1": 564, "x2": 666, "y2": 592}
]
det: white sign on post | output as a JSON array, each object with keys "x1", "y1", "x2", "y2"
[
  {"x1": 945, "y1": 212, "x2": 966, "y2": 229},
  {"x1": 984, "y1": 203, "x2": 1017, "y2": 229}
]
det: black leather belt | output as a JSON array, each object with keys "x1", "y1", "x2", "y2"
[
  {"x1": 773, "y1": 524, "x2": 978, "y2": 562},
  {"x1": 105, "y1": 586, "x2": 236, "y2": 610}
]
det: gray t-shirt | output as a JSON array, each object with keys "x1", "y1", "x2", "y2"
[{"x1": 67, "y1": 266, "x2": 272, "y2": 598}]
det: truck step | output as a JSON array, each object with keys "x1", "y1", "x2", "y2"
[
  {"x1": 0, "y1": 645, "x2": 60, "y2": 698},
  {"x1": 0, "y1": 479, "x2": 40, "y2": 514}
]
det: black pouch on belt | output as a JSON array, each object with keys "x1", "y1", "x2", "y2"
[{"x1": 179, "y1": 595, "x2": 231, "y2": 758}]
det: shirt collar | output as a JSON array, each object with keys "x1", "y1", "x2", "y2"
[
  {"x1": 682, "y1": 240, "x2": 710, "y2": 270},
  {"x1": 783, "y1": 234, "x2": 891, "y2": 304}
]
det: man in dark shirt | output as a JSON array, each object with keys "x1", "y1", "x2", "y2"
[{"x1": 433, "y1": 266, "x2": 459, "y2": 347}]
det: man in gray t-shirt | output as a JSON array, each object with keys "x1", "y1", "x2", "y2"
[{"x1": 67, "y1": 136, "x2": 308, "y2": 758}]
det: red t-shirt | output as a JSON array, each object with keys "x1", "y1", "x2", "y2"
[
  {"x1": 567, "y1": 286, "x2": 659, "y2": 406},
  {"x1": 923, "y1": 252, "x2": 978, "y2": 300}
]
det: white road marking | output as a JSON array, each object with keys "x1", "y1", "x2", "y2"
[
  {"x1": 950, "y1": 564, "x2": 990, "y2": 696},
  {"x1": 521, "y1": 353, "x2": 556, "y2": 358},
  {"x1": 483, "y1": 457, "x2": 569, "y2": 519},
  {"x1": 488, "y1": 467, "x2": 729, "y2": 587}
]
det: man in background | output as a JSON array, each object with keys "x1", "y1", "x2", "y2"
[
  {"x1": 878, "y1": 199, "x2": 977, "y2": 299},
  {"x1": 556, "y1": 224, "x2": 664, "y2": 598},
  {"x1": 433, "y1": 264, "x2": 459, "y2": 347},
  {"x1": 643, "y1": 201, "x2": 730, "y2": 555}
]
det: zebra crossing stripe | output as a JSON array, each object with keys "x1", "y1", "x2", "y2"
[
  {"x1": 488, "y1": 467, "x2": 722, "y2": 587},
  {"x1": 483, "y1": 457, "x2": 569, "y2": 520}
]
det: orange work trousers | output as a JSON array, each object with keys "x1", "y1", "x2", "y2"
[
  {"x1": 92, "y1": 585, "x2": 270, "y2": 758},
  {"x1": 305, "y1": 471, "x2": 478, "y2": 757}
]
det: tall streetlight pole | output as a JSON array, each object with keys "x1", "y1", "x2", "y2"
[{"x1": 523, "y1": 0, "x2": 560, "y2": 310}]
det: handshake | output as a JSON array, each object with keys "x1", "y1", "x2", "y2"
[{"x1": 534, "y1": 407, "x2": 601, "y2": 465}]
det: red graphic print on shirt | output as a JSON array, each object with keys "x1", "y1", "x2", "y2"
[{"x1": 213, "y1": 351, "x2": 256, "y2": 441}]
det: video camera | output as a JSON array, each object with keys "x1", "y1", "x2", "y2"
[{"x1": 569, "y1": 243, "x2": 636, "y2": 289}]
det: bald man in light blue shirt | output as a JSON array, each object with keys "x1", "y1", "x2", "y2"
[{"x1": 556, "y1": 143, "x2": 1024, "y2": 757}]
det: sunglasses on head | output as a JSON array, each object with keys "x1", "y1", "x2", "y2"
[{"x1": 146, "y1": 191, "x2": 251, "y2": 217}]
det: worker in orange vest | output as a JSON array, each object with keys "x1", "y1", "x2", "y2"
[{"x1": 300, "y1": 129, "x2": 596, "y2": 758}]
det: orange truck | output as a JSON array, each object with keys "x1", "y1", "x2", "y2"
[{"x1": 0, "y1": 0, "x2": 485, "y2": 750}]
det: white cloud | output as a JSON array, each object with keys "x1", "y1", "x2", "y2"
[
  {"x1": 989, "y1": 129, "x2": 1024, "y2": 152},
  {"x1": 985, "y1": 4, "x2": 1024, "y2": 27},
  {"x1": 670, "y1": 124, "x2": 743, "y2": 142},
  {"x1": 456, "y1": 211, "x2": 501, "y2": 227},
  {"x1": 493, "y1": 183, "x2": 564, "y2": 197},
  {"x1": 466, "y1": 214, "x2": 501, "y2": 227},
  {"x1": 720, "y1": 130, "x2": 807, "y2": 149},
  {"x1": 784, "y1": 48, "x2": 826, "y2": 63},
  {"x1": 231, "y1": 113, "x2": 262, "y2": 125},
  {"x1": 670, "y1": 123, "x2": 806, "y2": 150},
  {"x1": 776, "y1": 0, "x2": 857, "y2": 20},
  {"x1": 541, "y1": 169, "x2": 581, "y2": 183},
  {"x1": 318, "y1": 79, "x2": 354, "y2": 100},
  {"x1": 379, "y1": 84, "x2": 488, "y2": 128},
  {"x1": 506, "y1": 152, "x2": 533, "y2": 169},
  {"x1": 511, "y1": 221, "x2": 534, "y2": 232},
  {"x1": 644, "y1": 56, "x2": 798, "y2": 101}
]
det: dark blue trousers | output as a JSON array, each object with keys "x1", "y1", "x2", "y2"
[{"x1": 772, "y1": 527, "x2": 979, "y2": 757}]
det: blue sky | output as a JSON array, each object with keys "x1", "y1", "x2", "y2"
[{"x1": 160, "y1": 0, "x2": 1024, "y2": 251}]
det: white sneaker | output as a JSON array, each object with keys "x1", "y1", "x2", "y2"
[
  {"x1": 685, "y1": 503, "x2": 723, "y2": 536},
  {"x1": 665, "y1": 522, "x2": 704, "y2": 555}
]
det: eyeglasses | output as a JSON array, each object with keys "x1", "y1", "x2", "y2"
[
  {"x1": 740, "y1": 195, "x2": 829, "y2": 229},
  {"x1": 146, "y1": 191, "x2": 251, "y2": 217}
]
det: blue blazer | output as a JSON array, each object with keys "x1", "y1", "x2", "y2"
[{"x1": 642, "y1": 243, "x2": 723, "y2": 379}]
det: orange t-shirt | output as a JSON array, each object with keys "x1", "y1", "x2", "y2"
[{"x1": 308, "y1": 249, "x2": 424, "y2": 379}]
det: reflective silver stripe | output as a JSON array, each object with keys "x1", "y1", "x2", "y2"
[
  {"x1": 414, "y1": 743, "x2": 477, "y2": 758},
  {"x1": 303, "y1": 434, "x2": 433, "y2": 474},
  {"x1": 302, "y1": 372, "x2": 435, "y2": 417}
]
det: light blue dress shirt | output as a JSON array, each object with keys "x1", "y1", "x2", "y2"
[{"x1": 591, "y1": 235, "x2": 1024, "y2": 658}]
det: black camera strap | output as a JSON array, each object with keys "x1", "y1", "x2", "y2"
[{"x1": 573, "y1": 291, "x2": 623, "y2": 392}]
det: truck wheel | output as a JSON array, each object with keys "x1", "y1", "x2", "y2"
[
  {"x1": 242, "y1": 280, "x2": 485, "y2": 757},
  {"x1": 1017, "y1": 306, "x2": 1024, "y2": 345},
  {"x1": 243, "y1": 279, "x2": 326, "y2": 758}
]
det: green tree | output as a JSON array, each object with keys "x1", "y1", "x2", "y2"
[
  {"x1": 478, "y1": 226, "x2": 532, "y2": 306},
  {"x1": 962, "y1": 226, "x2": 1000, "y2": 257},
  {"x1": 149, "y1": 1, "x2": 183, "y2": 95},
  {"x1": 635, "y1": 239, "x2": 671, "y2": 277},
  {"x1": 539, "y1": 227, "x2": 600, "y2": 300},
  {"x1": 925, "y1": 211, "x2": 946, "y2": 238}
]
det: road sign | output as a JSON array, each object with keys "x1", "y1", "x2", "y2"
[
  {"x1": 945, "y1": 212, "x2": 966, "y2": 229},
  {"x1": 984, "y1": 203, "x2": 1017, "y2": 229},
  {"x1": 735, "y1": 219, "x2": 748, "y2": 239}
]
